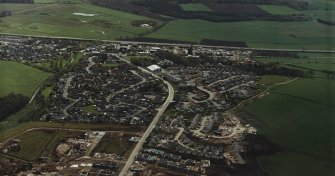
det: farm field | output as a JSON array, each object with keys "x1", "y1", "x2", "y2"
[
  {"x1": 146, "y1": 19, "x2": 335, "y2": 50},
  {"x1": 260, "y1": 75, "x2": 289, "y2": 86},
  {"x1": 259, "y1": 75, "x2": 290, "y2": 91},
  {"x1": 258, "y1": 5, "x2": 300, "y2": 15},
  {"x1": 0, "y1": 3, "x2": 44, "y2": 11},
  {"x1": 179, "y1": 3, "x2": 211, "y2": 11},
  {"x1": 259, "y1": 151, "x2": 335, "y2": 176},
  {"x1": 309, "y1": 10, "x2": 335, "y2": 23},
  {"x1": 34, "y1": 0, "x2": 84, "y2": 3},
  {"x1": 0, "y1": 60, "x2": 51, "y2": 97},
  {"x1": 255, "y1": 56, "x2": 335, "y2": 78},
  {"x1": 244, "y1": 78, "x2": 335, "y2": 175},
  {"x1": 0, "y1": 3, "x2": 159, "y2": 40},
  {"x1": 307, "y1": 0, "x2": 335, "y2": 10}
]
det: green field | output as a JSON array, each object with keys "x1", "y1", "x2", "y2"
[
  {"x1": 259, "y1": 5, "x2": 300, "y2": 15},
  {"x1": 147, "y1": 19, "x2": 335, "y2": 50},
  {"x1": 93, "y1": 135, "x2": 131, "y2": 155},
  {"x1": 83, "y1": 104, "x2": 100, "y2": 114},
  {"x1": 41, "y1": 86, "x2": 53, "y2": 100},
  {"x1": 34, "y1": 0, "x2": 84, "y2": 3},
  {"x1": 0, "y1": 61, "x2": 51, "y2": 97},
  {"x1": 307, "y1": 0, "x2": 335, "y2": 10},
  {"x1": 261, "y1": 75, "x2": 289, "y2": 86},
  {"x1": 259, "y1": 152, "x2": 335, "y2": 176},
  {"x1": 0, "y1": 3, "x2": 159, "y2": 40},
  {"x1": 180, "y1": 3, "x2": 211, "y2": 11},
  {"x1": 0, "y1": 3, "x2": 44, "y2": 11},
  {"x1": 7, "y1": 129, "x2": 82, "y2": 161},
  {"x1": 309, "y1": 10, "x2": 335, "y2": 23},
  {"x1": 244, "y1": 78, "x2": 335, "y2": 175},
  {"x1": 8, "y1": 130, "x2": 56, "y2": 161},
  {"x1": 1, "y1": 3, "x2": 334, "y2": 50},
  {"x1": 255, "y1": 56, "x2": 335, "y2": 78}
]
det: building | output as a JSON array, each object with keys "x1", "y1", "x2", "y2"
[{"x1": 147, "y1": 64, "x2": 161, "y2": 72}]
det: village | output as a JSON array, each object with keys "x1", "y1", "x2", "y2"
[{"x1": 0, "y1": 35, "x2": 261, "y2": 176}]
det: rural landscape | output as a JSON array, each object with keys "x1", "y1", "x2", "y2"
[{"x1": 0, "y1": 0, "x2": 334, "y2": 176}]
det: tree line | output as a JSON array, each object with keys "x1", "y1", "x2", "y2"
[
  {"x1": 0, "y1": 0, "x2": 33, "y2": 3},
  {"x1": 0, "y1": 93, "x2": 29, "y2": 121}
]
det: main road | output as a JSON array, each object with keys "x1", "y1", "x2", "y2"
[
  {"x1": 1, "y1": 32, "x2": 335, "y2": 53},
  {"x1": 115, "y1": 54, "x2": 175, "y2": 176}
]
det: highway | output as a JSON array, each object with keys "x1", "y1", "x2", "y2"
[
  {"x1": 1, "y1": 33, "x2": 335, "y2": 53},
  {"x1": 116, "y1": 54, "x2": 175, "y2": 176}
]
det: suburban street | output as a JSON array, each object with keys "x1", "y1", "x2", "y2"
[{"x1": 117, "y1": 54, "x2": 175, "y2": 176}]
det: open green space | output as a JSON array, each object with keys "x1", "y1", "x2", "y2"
[
  {"x1": 179, "y1": 3, "x2": 211, "y2": 11},
  {"x1": 0, "y1": 60, "x2": 51, "y2": 97},
  {"x1": 260, "y1": 75, "x2": 289, "y2": 86},
  {"x1": 255, "y1": 56, "x2": 335, "y2": 78},
  {"x1": 0, "y1": 3, "x2": 44, "y2": 12},
  {"x1": 0, "y1": 3, "x2": 159, "y2": 40},
  {"x1": 146, "y1": 19, "x2": 335, "y2": 50},
  {"x1": 307, "y1": 0, "x2": 335, "y2": 10},
  {"x1": 34, "y1": 0, "x2": 84, "y2": 4},
  {"x1": 244, "y1": 78, "x2": 335, "y2": 175},
  {"x1": 41, "y1": 86, "x2": 53, "y2": 100},
  {"x1": 309, "y1": 10, "x2": 335, "y2": 23},
  {"x1": 7, "y1": 129, "x2": 83, "y2": 161},
  {"x1": 72, "y1": 51, "x2": 84, "y2": 65},
  {"x1": 7, "y1": 130, "x2": 56, "y2": 161},
  {"x1": 93, "y1": 135, "x2": 131, "y2": 155},
  {"x1": 82, "y1": 104, "x2": 100, "y2": 114},
  {"x1": 259, "y1": 152, "x2": 335, "y2": 176},
  {"x1": 259, "y1": 5, "x2": 300, "y2": 15},
  {"x1": 0, "y1": 120, "x2": 143, "y2": 143},
  {"x1": 1, "y1": 3, "x2": 334, "y2": 50}
]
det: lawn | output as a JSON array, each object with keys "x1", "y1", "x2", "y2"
[
  {"x1": 258, "y1": 5, "x2": 300, "y2": 15},
  {"x1": 0, "y1": 60, "x2": 51, "y2": 97},
  {"x1": 0, "y1": 3, "x2": 160, "y2": 40},
  {"x1": 244, "y1": 78, "x2": 335, "y2": 175},
  {"x1": 179, "y1": 3, "x2": 212, "y2": 11},
  {"x1": 146, "y1": 19, "x2": 335, "y2": 50},
  {"x1": 7, "y1": 130, "x2": 56, "y2": 161}
]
